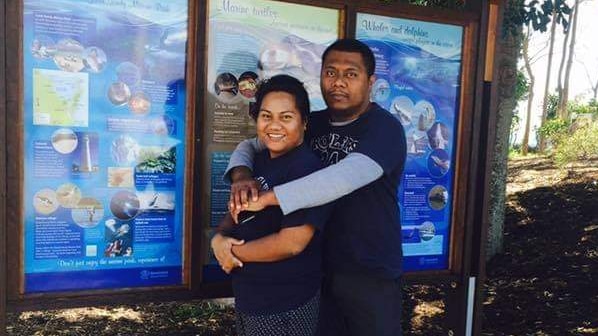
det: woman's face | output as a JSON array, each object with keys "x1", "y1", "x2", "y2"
[{"x1": 256, "y1": 91, "x2": 305, "y2": 158}]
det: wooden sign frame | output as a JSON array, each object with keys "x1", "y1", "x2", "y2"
[
  {"x1": 1, "y1": 1, "x2": 496, "y2": 335},
  {"x1": 4, "y1": 0, "x2": 200, "y2": 309}
]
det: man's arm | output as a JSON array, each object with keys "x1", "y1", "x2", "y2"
[
  {"x1": 238, "y1": 152, "x2": 382, "y2": 215},
  {"x1": 223, "y1": 138, "x2": 265, "y2": 182},
  {"x1": 232, "y1": 225, "x2": 315, "y2": 262},
  {"x1": 224, "y1": 138, "x2": 266, "y2": 215}
]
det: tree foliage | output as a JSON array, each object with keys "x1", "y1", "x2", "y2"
[
  {"x1": 515, "y1": 70, "x2": 530, "y2": 101},
  {"x1": 545, "y1": 93, "x2": 560, "y2": 120},
  {"x1": 503, "y1": 0, "x2": 571, "y2": 37}
]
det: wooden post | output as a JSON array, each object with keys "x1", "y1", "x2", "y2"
[
  {"x1": 1, "y1": 0, "x2": 8, "y2": 333},
  {"x1": 444, "y1": 0, "x2": 491, "y2": 335},
  {"x1": 472, "y1": 0, "x2": 504, "y2": 335}
]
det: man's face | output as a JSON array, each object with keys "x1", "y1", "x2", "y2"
[{"x1": 320, "y1": 50, "x2": 375, "y2": 121}]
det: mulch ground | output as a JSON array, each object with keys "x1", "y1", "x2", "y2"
[
  {"x1": 6, "y1": 156, "x2": 598, "y2": 335},
  {"x1": 482, "y1": 157, "x2": 598, "y2": 335}
]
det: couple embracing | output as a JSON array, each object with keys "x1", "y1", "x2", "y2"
[{"x1": 211, "y1": 39, "x2": 407, "y2": 336}]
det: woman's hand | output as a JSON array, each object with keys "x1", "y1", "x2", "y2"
[
  {"x1": 210, "y1": 233, "x2": 244, "y2": 274},
  {"x1": 229, "y1": 191, "x2": 277, "y2": 222}
]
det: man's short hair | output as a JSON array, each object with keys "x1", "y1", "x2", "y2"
[
  {"x1": 250, "y1": 74, "x2": 310, "y2": 122},
  {"x1": 322, "y1": 39, "x2": 376, "y2": 77}
]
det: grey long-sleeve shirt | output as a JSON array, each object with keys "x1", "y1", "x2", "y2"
[{"x1": 224, "y1": 137, "x2": 383, "y2": 215}]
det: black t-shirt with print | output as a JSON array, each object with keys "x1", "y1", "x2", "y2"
[
  {"x1": 306, "y1": 103, "x2": 407, "y2": 279},
  {"x1": 230, "y1": 143, "x2": 330, "y2": 314}
]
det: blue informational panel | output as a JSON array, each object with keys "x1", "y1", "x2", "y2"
[
  {"x1": 356, "y1": 13, "x2": 463, "y2": 272},
  {"x1": 23, "y1": 0, "x2": 189, "y2": 292}
]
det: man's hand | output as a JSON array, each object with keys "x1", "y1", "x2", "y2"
[
  {"x1": 229, "y1": 167, "x2": 260, "y2": 216},
  {"x1": 210, "y1": 233, "x2": 244, "y2": 274}
]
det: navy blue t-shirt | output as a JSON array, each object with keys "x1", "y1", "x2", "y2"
[
  {"x1": 229, "y1": 144, "x2": 330, "y2": 314},
  {"x1": 306, "y1": 103, "x2": 406, "y2": 279}
]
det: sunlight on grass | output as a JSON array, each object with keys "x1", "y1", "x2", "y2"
[
  {"x1": 410, "y1": 300, "x2": 444, "y2": 329},
  {"x1": 584, "y1": 224, "x2": 598, "y2": 232},
  {"x1": 572, "y1": 327, "x2": 598, "y2": 334},
  {"x1": 19, "y1": 307, "x2": 143, "y2": 323}
]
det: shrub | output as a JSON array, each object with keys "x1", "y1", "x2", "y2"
[
  {"x1": 554, "y1": 123, "x2": 598, "y2": 167},
  {"x1": 537, "y1": 118, "x2": 570, "y2": 148}
]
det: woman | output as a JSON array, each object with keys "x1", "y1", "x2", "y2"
[{"x1": 211, "y1": 75, "x2": 329, "y2": 336}]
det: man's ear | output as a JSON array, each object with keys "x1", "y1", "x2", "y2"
[{"x1": 369, "y1": 74, "x2": 376, "y2": 88}]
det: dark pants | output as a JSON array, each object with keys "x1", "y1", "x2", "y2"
[{"x1": 318, "y1": 272, "x2": 402, "y2": 336}]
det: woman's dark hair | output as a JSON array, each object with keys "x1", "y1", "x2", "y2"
[
  {"x1": 322, "y1": 39, "x2": 376, "y2": 77},
  {"x1": 250, "y1": 74, "x2": 310, "y2": 122}
]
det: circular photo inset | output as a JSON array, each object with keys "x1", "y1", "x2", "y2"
[
  {"x1": 151, "y1": 115, "x2": 175, "y2": 136},
  {"x1": 427, "y1": 122, "x2": 450, "y2": 150},
  {"x1": 390, "y1": 96, "x2": 415, "y2": 126},
  {"x1": 83, "y1": 47, "x2": 107, "y2": 73},
  {"x1": 428, "y1": 185, "x2": 448, "y2": 210},
  {"x1": 406, "y1": 129, "x2": 429, "y2": 156},
  {"x1": 110, "y1": 190, "x2": 140, "y2": 221},
  {"x1": 371, "y1": 79, "x2": 391, "y2": 103},
  {"x1": 107, "y1": 82, "x2": 132, "y2": 106},
  {"x1": 419, "y1": 221, "x2": 436, "y2": 241},
  {"x1": 55, "y1": 183, "x2": 82, "y2": 208},
  {"x1": 214, "y1": 73, "x2": 238, "y2": 101},
  {"x1": 104, "y1": 219, "x2": 134, "y2": 257},
  {"x1": 116, "y1": 62, "x2": 141, "y2": 87},
  {"x1": 128, "y1": 92, "x2": 151, "y2": 115},
  {"x1": 71, "y1": 197, "x2": 104, "y2": 228},
  {"x1": 259, "y1": 44, "x2": 292, "y2": 70},
  {"x1": 414, "y1": 100, "x2": 436, "y2": 131},
  {"x1": 238, "y1": 71, "x2": 258, "y2": 100},
  {"x1": 427, "y1": 149, "x2": 451, "y2": 178},
  {"x1": 51, "y1": 128, "x2": 78, "y2": 154},
  {"x1": 111, "y1": 135, "x2": 140, "y2": 165},
  {"x1": 53, "y1": 38, "x2": 85, "y2": 72},
  {"x1": 33, "y1": 188, "x2": 59, "y2": 215},
  {"x1": 31, "y1": 36, "x2": 55, "y2": 59}
]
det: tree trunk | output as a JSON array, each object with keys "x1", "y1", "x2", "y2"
[
  {"x1": 521, "y1": 29, "x2": 535, "y2": 155},
  {"x1": 486, "y1": 6, "x2": 522, "y2": 259},
  {"x1": 556, "y1": 9, "x2": 571, "y2": 114},
  {"x1": 559, "y1": 0, "x2": 580, "y2": 120},
  {"x1": 539, "y1": 2, "x2": 558, "y2": 152}
]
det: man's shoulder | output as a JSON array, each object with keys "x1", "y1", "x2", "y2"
[
  {"x1": 307, "y1": 109, "x2": 329, "y2": 124},
  {"x1": 367, "y1": 104, "x2": 405, "y2": 132}
]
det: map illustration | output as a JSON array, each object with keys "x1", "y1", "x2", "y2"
[{"x1": 33, "y1": 68, "x2": 89, "y2": 127}]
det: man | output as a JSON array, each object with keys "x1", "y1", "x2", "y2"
[{"x1": 213, "y1": 39, "x2": 406, "y2": 335}]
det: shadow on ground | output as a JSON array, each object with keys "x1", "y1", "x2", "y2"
[{"x1": 483, "y1": 179, "x2": 598, "y2": 335}]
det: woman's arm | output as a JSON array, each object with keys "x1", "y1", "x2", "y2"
[
  {"x1": 232, "y1": 224, "x2": 315, "y2": 263},
  {"x1": 211, "y1": 213, "x2": 245, "y2": 273}
]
